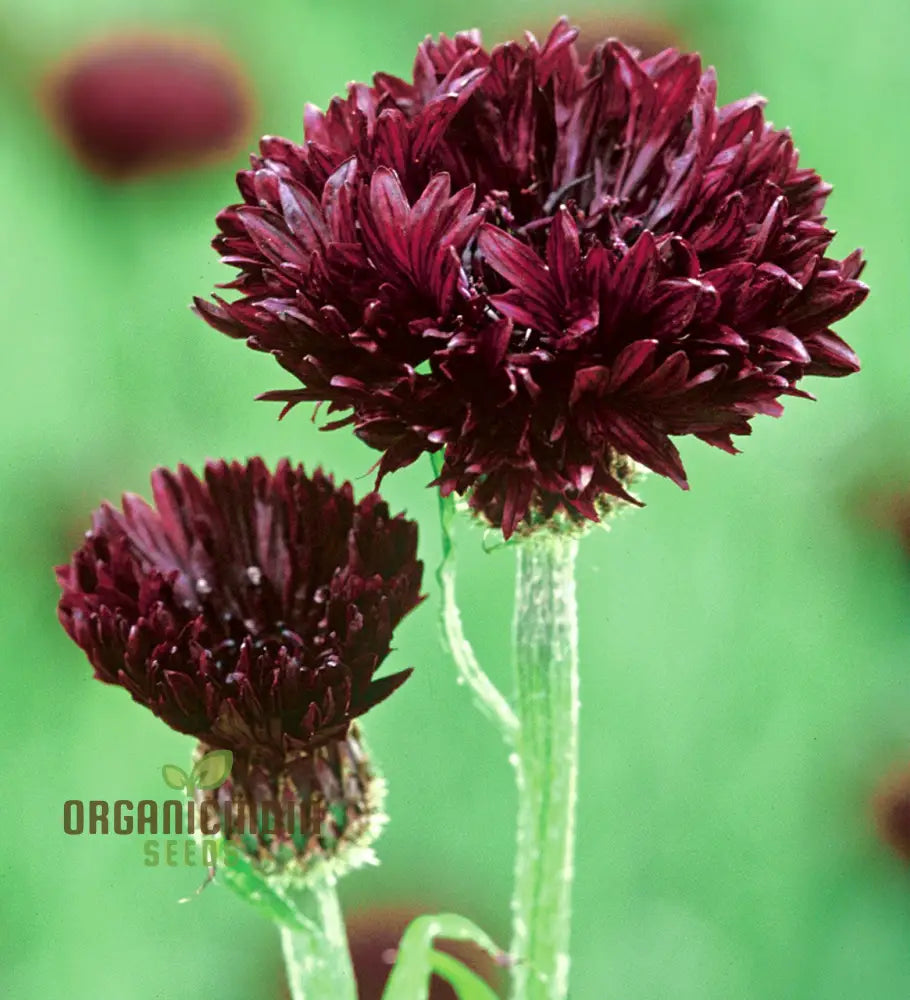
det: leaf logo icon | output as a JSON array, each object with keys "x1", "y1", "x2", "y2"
[
  {"x1": 161, "y1": 750, "x2": 233, "y2": 793},
  {"x1": 162, "y1": 763, "x2": 189, "y2": 790},
  {"x1": 192, "y1": 749, "x2": 233, "y2": 789}
]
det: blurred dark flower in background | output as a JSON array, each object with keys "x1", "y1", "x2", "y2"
[
  {"x1": 56, "y1": 459, "x2": 423, "y2": 756},
  {"x1": 197, "y1": 19, "x2": 867, "y2": 537},
  {"x1": 345, "y1": 903, "x2": 505, "y2": 1000},
  {"x1": 40, "y1": 32, "x2": 253, "y2": 179},
  {"x1": 873, "y1": 763, "x2": 910, "y2": 864},
  {"x1": 862, "y1": 486, "x2": 910, "y2": 557}
]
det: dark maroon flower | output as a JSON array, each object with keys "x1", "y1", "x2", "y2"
[
  {"x1": 196, "y1": 19, "x2": 867, "y2": 538},
  {"x1": 41, "y1": 31, "x2": 253, "y2": 180},
  {"x1": 56, "y1": 459, "x2": 423, "y2": 757}
]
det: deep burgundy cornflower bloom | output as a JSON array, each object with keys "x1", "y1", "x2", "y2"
[
  {"x1": 56, "y1": 459, "x2": 423, "y2": 758},
  {"x1": 195, "y1": 20, "x2": 867, "y2": 537}
]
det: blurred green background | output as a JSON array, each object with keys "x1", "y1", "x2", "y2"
[{"x1": 3, "y1": 0, "x2": 910, "y2": 997}]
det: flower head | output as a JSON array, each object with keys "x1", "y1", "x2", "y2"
[
  {"x1": 196, "y1": 20, "x2": 867, "y2": 537},
  {"x1": 56, "y1": 459, "x2": 423, "y2": 756}
]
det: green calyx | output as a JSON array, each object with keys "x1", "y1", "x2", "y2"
[{"x1": 191, "y1": 725, "x2": 386, "y2": 923}]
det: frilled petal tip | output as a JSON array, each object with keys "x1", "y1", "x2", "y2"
[
  {"x1": 197, "y1": 18, "x2": 868, "y2": 538},
  {"x1": 55, "y1": 458, "x2": 424, "y2": 753}
]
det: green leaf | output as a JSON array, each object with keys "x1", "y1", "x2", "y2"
[
  {"x1": 161, "y1": 764, "x2": 188, "y2": 790},
  {"x1": 215, "y1": 846, "x2": 314, "y2": 931},
  {"x1": 192, "y1": 749, "x2": 233, "y2": 789},
  {"x1": 429, "y1": 951, "x2": 501, "y2": 1000},
  {"x1": 381, "y1": 913, "x2": 506, "y2": 1000}
]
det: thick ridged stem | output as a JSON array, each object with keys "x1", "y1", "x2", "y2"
[
  {"x1": 509, "y1": 534, "x2": 580, "y2": 1000},
  {"x1": 280, "y1": 876, "x2": 357, "y2": 1000}
]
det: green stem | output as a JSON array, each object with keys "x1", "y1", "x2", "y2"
[
  {"x1": 433, "y1": 455, "x2": 519, "y2": 744},
  {"x1": 509, "y1": 534, "x2": 580, "y2": 1000},
  {"x1": 440, "y1": 553, "x2": 519, "y2": 742},
  {"x1": 280, "y1": 875, "x2": 357, "y2": 1000}
]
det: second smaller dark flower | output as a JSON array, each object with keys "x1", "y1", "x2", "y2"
[
  {"x1": 57, "y1": 459, "x2": 423, "y2": 885},
  {"x1": 56, "y1": 459, "x2": 424, "y2": 756}
]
